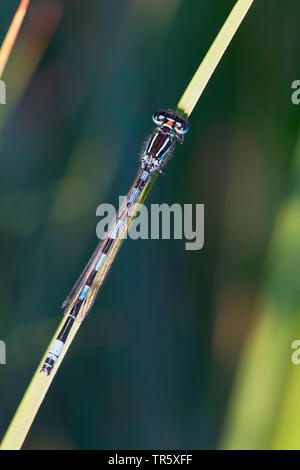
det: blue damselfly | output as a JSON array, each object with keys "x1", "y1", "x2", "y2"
[{"x1": 41, "y1": 109, "x2": 189, "y2": 375}]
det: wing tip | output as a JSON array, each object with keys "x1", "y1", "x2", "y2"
[{"x1": 61, "y1": 298, "x2": 69, "y2": 309}]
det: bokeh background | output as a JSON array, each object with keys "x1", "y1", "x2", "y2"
[{"x1": 0, "y1": 0, "x2": 299, "y2": 450}]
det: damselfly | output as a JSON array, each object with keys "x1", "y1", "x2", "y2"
[{"x1": 41, "y1": 109, "x2": 189, "y2": 375}]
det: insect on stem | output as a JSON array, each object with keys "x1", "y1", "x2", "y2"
[{"x1": 40, "y1": 110, "x2": 189, "y2": 375}]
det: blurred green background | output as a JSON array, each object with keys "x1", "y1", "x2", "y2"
[{"x1": 0, "y1": 0, "x2": 299, "y2": 450}]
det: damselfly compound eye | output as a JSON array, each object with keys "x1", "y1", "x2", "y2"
[
  {"x1": 174, "y1": 119, "x2": 189, "y2": 135},
  {"x1": 182, "y1": 122, "x2": 190, "y2": 134},
  {"x1": 174, "y1": 122, "x2": 183, "y2": 132},
  {"x1": 152, "y1": 110, "x2": 166, "y2": 126}
]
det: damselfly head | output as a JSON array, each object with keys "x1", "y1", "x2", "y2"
[{"x1": 152, "y1": 110, "x2": 189, "y2": 137}]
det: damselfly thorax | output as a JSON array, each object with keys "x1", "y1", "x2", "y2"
[
  {"x1": 141, "y1": 110, "x2": 189, "y2": 172},
  {"x1": 40, "y1": 110, "x2": 189, "y2": 375}
]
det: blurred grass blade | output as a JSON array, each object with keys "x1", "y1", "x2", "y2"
[
  {"x1": 220, "y1": 131, "x2": 300, "y2": 450},
  {"x1": 178, "y1": 0, "x2": 254, "y2": 117},
  {"x1": 0, "y1": 0, "x2": 254, "y2": 450},
  {"x1": 0, "y1": 1, "x2": 62, "y2": 131},
  {"x1": 0, "y1": 0, "x2": 30, "y2": 79}
]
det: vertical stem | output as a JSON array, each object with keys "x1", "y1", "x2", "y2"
[{"x1": 177, "y1": 0, "x2": 254, "y2": 117}]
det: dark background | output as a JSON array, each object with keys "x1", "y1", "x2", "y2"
[{"x1": 0, "y1": 0, "x2": 299, "y2": 450}]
